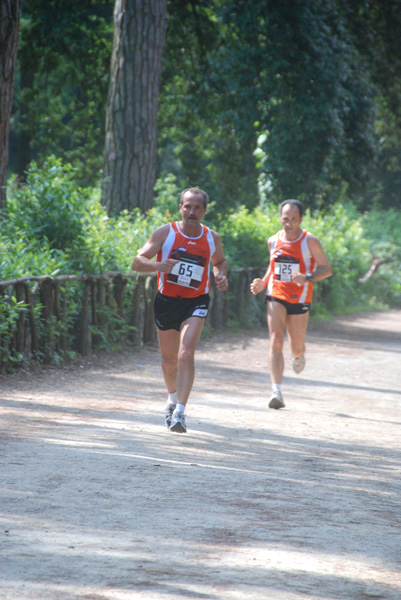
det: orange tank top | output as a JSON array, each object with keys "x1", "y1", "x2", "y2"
[
  {"x1": 267, "y1": 230, "x2": 315, "y2": 304},
  {"x1": 157, "y1": 222, "x2": 216, "y2": 298}
]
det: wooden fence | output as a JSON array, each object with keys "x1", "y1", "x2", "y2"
[{"x1": 0, "y1": 268, "x2": 265, "y2": 374}]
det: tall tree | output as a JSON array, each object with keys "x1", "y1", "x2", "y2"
[
  {"x1": 11, "y1": 0, "x2": 112, "y2": 186},
  {"x1": 157, "y1": 1, "x2": 260, "y2": 214},
  {"x1": 216, "y1": 0, "x2": 378, "y2": 207},
  {"x1": 102, "y1": 0, "x2": 167, "y2": 214},
  {"x1": 0, "y1": 0, "x2": 22, "y2": 210},
  {"x1": 159, "y1": 0, "x2": 401, "y2": 211}
]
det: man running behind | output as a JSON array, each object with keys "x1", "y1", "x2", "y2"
[{"x1": 250, "y1": 199, "x2": 332, "y2": 409}]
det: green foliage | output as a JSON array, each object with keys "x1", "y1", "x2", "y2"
[
  {"x1": 158, "y1": 0, "x2": 401, "y2": 212},
  {"x1": 0, "y1": 233, "x2": 68, "y2": 281},
  {"x1": 158, "y1": 2, "x2": 260, "y2": 212},
  {"x1": 0, "y1": 295, "x2": 28, "y2": 369},
  {"x1": 1, "y1": 159, "x2": 400, "y2": 370},
  {"x1": 11, "y1": 0, "x2": 112, "y2": 185},
  {"x1": 153, "y1": 173, "x2": 182, "y2": 218},
  {"x1": 1, "y1": 160, "x2": 175, "y2": 368},
  {"x1": 218, "y1": 206, "x2": 276, "y2": 269},
  {"x1": 7, "y1": 157, "x2": 89, "y2": 251},
  {"x1": 302, "y1": 204, "x2": 372, "y2": 316},
  {"x1": 8, "y1": 0, "x2": 401, "y2": 211},
  {"x1": 217, "y1": 199, "x2": 400, "y2": 318},
  {"x1": 3, "y1": 160, "x2": 175, "y2": 278},
  {"x1": 3, "y1": 158, "x2": 398, "y2": 317},
  {"x1": 83, "y1": 200, "x2": 172, "y2": 274},
  {"x1": 359, "y1": 208, "x2": 401, "y2": 307},
  {"x1": 89, "y1": 304, "x2": 136, "y2": 353}
]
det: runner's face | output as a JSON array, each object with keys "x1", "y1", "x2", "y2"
[
  {"x1": 179, "y1": 193, "x2": 206, "y2": 227},
  {"x1": 280, "y1": 205, "x2": 302, "y2": 237}
]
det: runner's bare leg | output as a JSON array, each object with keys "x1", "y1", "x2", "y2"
[
  {"x1": 267, "y1": 302, "x2": 287, "y2": 385},
  {"x1": 157, "y1": 328, "x2": 180, "y2": 394},
  {"x1": 157, "y1": 316, "x2": 205, "y2": 405},
  {"x1": 176, "y1": 316, "x2": 205, "y2": 405},
  {"x1": 286, "y1": 312, "x2": 309, "y2": 358}
]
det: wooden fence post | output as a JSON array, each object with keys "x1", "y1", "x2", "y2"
[
  {"x1": 90, "y1": 278, "x2": 100, "y2": 349},
  {"x1": 130, "y1": 277, "x2": 144, "y2": 346},
  {"x1": 39, "y1": 278, "x2": 55, "y2": 363},
  {"x1": 97, "y1": 277, "x2": 108, "y2": 342},
  {"x1": 143, "y1": 276, "x2": 157, "y2": 343},
  {"x1": 26, "y1": 283, "x2": 39, "y2": 359},
  {"x1": 0, "y1": 268, "x2": 263, "y2": 371},
  {"x1": 210, "y1": 278, "x2": 223, "y2": 329},
  {"x1": 79, "y1": 279, "x2": 91, "y2": 356},
  {"x1": 15, "y1": 282, "x2": 26, "y2": 354},
  {"x1": 114, "y1": 274, "x2": 127, "y2": 317},
  {"x1": 0, "y1": 286, "x2": 9, "y2": 374}
]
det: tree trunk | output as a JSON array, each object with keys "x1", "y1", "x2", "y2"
[
  {"x1": 0, "y1": 0, "x2": 22, "y2": 210},
  {"x1": 13, "y1": 68, "x2": 33, "y2": 179},
  {"x1": 102, "y1": 0, "x2": 167, "y2": 215}
]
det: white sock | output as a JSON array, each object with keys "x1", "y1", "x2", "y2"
[
  {"x1": 272, "y1": 384, "x2": 281, "y2": 393},
  {"x1": 167, "y1": 391, "x2": 177, "y2": 406},
  {"x1": 175, "y1": 403, "x2": 186, "y2": 414}
]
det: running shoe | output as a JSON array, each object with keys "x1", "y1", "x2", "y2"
[
  {"x1": 268, "y1": 390, "x2": 285, "y2": 410},
  {"x1": 165, "y1": 403, "x2": 176, "y2": 429},
  {"x1": 169, "y1": 410, "x2": 187, "y2": 433},
  {"x1": 292, "y1": 355, "x2": 306, "y2": 374}
]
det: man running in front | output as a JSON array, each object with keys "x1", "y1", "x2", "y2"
[
  {"x1": 250, "y1": 199, "x2": 332, "y2": 409},
  {"x1": 132, "y1": 188, "x2": 228, "y2": 432}
]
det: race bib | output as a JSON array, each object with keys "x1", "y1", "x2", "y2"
[
  {"x1": 274, "y1": 258, "x2": 300, "y2": 282},
  {"x1": 167, "y1": 249, "x2": 206, "y2": 289}
]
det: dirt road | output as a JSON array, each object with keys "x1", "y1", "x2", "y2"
[{"x1": 1, "y1": 310, "x2": 401, "y2": 600}]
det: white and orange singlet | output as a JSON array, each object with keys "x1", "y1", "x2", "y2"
[
  {"x1": 267, "y1": 229, "x2": 316, "y2": 304},
  {"x1": 157, "y1": 222, "x2": 216, "y2": 298}
]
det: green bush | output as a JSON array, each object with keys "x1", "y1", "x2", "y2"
[
  {"x1": 359, "y1": 207, "x2": 401, "y2": 307},
  {"x1": 216, "y1": 200, "x2": 399, "y2": 316},
  {"x1": 0, "y1": 232, "x2": 72, "y2": 281},
  {"x1": 1, "y1": 159, "x2": 400, "y2": 371},
  {"x1": 7, "y1": 156, "x2": 89, "y2": 251},
  {"x1": 4, "y1": 158, "x2": 172, "y2": 277},
  {"x1": 4, "y1": 160, "x2": 398, "y2": 315},
  {"x1": 302, "y1": 203, "x2": 372, "y2": 315},
  {"x1": 217, "y1": 205, "x2": 276, "y2": 269},
  {"x1": 0, "y1": 295, "x2": 28, "y2": 369}
]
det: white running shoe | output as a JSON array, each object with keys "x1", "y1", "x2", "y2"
[
  {"x1": 165, "y1": 403, "x2": 176, "y2": 429},
  {"x1": 169, "y1": 410, "x2": 187, "y2": 433},
  {"x1": 292, "y1": 355, "x2": 306, "y2": 374},
  {"x1": 268, "y1": 390, "x2": 285, "y2": 410}
]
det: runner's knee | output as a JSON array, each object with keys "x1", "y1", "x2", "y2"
[
  {"x1": 270, "y1": 331, "x2": 285, "y2": 352},
  {"x1": 178, "y1": 346, "x2": 195, "y2": 367},
  {"x1": 161, "y1": 354, "x2": 178, "y2": 372}
]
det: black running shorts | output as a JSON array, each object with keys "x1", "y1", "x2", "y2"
[
  {"x1": 154, "y1": 292, "x2": 210, "y2": 331},
  {"x1": 266, "y1": 295, "x2": 310, "y2": 315}
]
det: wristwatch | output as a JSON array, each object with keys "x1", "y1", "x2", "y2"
[{"x1": 306, "y1": 273, "x2": 314, "y2": 282}]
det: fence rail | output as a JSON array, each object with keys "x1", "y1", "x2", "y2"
[{"x1": 0, "y1": 268, "x2": 265, "y2": 374}]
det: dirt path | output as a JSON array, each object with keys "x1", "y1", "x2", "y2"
[{"x1": 1, "y1": 310, "x2": 401, "y2": 600}]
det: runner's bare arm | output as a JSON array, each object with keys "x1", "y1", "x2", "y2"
[
  {"x1": 250, "y1": 238, "x2": 271, "y2": 295},
  {"x1": 211, "y1": 231, "x2": 228, "y2": 291},
  {"x1": 132, "y1": 225, "x2": 178, "y2": 274},
  {"x1": 292, "y1": 235, "x2": 332, "y2": 285}
]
